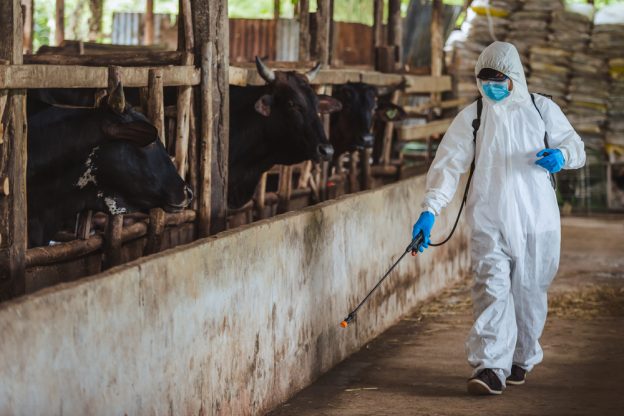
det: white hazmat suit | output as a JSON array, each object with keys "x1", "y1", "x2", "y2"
[{"x1": 422, "y1": 42, "x2": 585, "y2": 384}]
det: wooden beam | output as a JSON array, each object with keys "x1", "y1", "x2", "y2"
[
  {"x1": 298, "y1": 0, "x2": 310, "y2": 61},
  {"x1": 193, "y1": 0, "x2": 229, "y2": 236},
  {"x1": 431, "y1": 0, "x2": 444, "y2": 109},
  {"x1": 144, "y1": 207, "x2": 165, "y2": 255},
  {"x1": 316, "y1": 0, "x2": 331, "y2": 67},
  {"x1": 397, "y1": 118, "x2": 453, "y2": 141},
  {"x1": 24, "y1": 51, "x2": 185, "y2": 66},
  {"x1": 55, "y1": 0, "x2": 64, "y2": 46},
  {"x1": 404, "y1": 75, "x2": 452, "y2": 93},
  {"x1": 228, "y1": 66, "x2": 404, "y2": 87},
  {"x1": 0, "y1": 65, "x2": 200, "y2": 89},
  {"x1": 0, "y1": 0, "x2": 27, "y2": 298}
]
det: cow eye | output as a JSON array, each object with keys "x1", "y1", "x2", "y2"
[{"x1": 288, "y1": 100, "x2": 295, "y2": 108}]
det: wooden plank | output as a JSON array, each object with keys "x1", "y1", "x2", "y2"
[
  {"x1": 404, "y1": 74, "x2": 452, "y2": 93},
  {"x1": 298, "y1": 0, "x2": 310, "y2": 61},
  {"x1": 404, "y1": 98, "x2": 467, "y2": 115},
  {"x1": 0, "y1": 0, "x2": 27, "y2": 298},
  {"x1": 397, "y1": 118, "x2": 453, "y2": 141},
  {"x1": 228, "y1": 66, "x2": 404, "y2": 87},
  {"x1": 0, "y1": 64, "x2": 200, "y2": 88},
  {"x1": 24, "y1": 51, "x2": 185, "y2": 66}
]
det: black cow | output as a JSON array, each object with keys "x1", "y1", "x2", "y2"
[
  {"x1": 330, "y1": 82, "x2": 406, "y2": 163},
  {"x1": 228, "y1": 58, "x2": 342, "y2": 208},
  {"x1": 27, "y1": 83, "x2": 192, "y2": 247}
]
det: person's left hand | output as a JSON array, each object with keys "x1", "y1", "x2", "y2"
[{"x1": 536, "y1": 148, "x2": 565, "y2": 173}]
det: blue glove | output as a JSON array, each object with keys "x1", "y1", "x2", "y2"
[
  {"x1": 535, "y1": 148, "x2": 565, "y2": 173},
  {"x1": 411, "y1": 211, "x2": 435, "y2": 253}
]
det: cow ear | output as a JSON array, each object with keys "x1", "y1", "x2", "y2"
[
  {"x1": 376, "y1": 103, "x2": 407, "y2": 122},
  {"x1": 254, "y1": 94, "x2": 273, "y2": 117},
  {"x1": 102, "y1": 120, "x2": 159, "y2": 147},
  {"x1": 318, "y1": 95, "x2": 342, "y2": 114}
]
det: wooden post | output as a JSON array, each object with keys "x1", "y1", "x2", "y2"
[
  {"x1": 255, "y1": 172, "x2": 267, "y2": 219},
  {"x1": 316, "y1": 0, "x2": 331, "y2": 67},
  {"x1": 76, "y1": 210, "x2": 93, "y2": 240},
  {"x1": 175, "y1": 0, "x2": 194, "y2": 178},
  {"x1": 431, "y1": 0, "x2": 443, "y2": 105},
  {"x1": 144, "y1": 207, "x2": 165, "y2": 255},
  {"x1": 273, "y1": 0, "x2": 281, "y2": 21},
  {"x1": 193, "y1": 0, "x2": 229, "y2": 237},
  {"x1": 22, "y1": 0, "x2": 34, "y2": 54},
  {"x1": 145, "y1": 0, "x2": 155, "y2": 45},
  {"x1": 147, "y1": 69, "x2": 165, "y2": 144},
  {"x1": 359, "y1": 148, "x2": 372, "y2": 190},
  {"x1": 388, "y1": 0, "x2": 402, "y2": 71},
  {"x1": 373, "y1": 0, "x2": 384, "y2": 47},
  {"x1": 0, "y1": 0, "x2": 27, "y2": 298},
  {"x1": 381, "y1": 89, "x2": 401, "y2": 166},
  {"x1": 104, "y1": 214, "x2": 123, "y2": 268},
  {"x1": 298, "y1": 0, "x2": 310, "y2": 61},
  {"x1": 277, "y1": 165, "x2": 292, "y2": 213},
  {"x1": 55, "y1": 0, "x2": 65, "y2": 46}
]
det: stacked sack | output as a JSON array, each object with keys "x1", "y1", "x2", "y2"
[
  {"x1": 447, "y1": 0, "x2": 518, "y2": 103},
  {"x1": 607, "y1": 59, "x2": 624, "y2": 149},
  {"x1": 566, "y1": 52, "x2": 609, "y2": 155},
  {"x1": 527, "y1": 47, "x2": 571, "y2": 110},
  {"x1": 506, "y1": 0, "x2": 563, "y2": 67},
  {"x1": 549, "y1": 8, "x2": 592, "y2": 52}
]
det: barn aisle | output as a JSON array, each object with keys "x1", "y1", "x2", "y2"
[{"x1": 268, "y1": 216, "x2": 624, "y2": 416}]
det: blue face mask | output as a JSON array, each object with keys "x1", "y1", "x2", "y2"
[{"x1": 482, "y1": 80, "x2": 510, "y2": 102}]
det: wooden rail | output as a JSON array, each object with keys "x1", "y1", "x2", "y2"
[
  {"x1": 397, "y1": 118, "x2": 453, "y2": 141},
  {"x1": 229, "y1": 65, "x2": 450, "y2": 90},
  {"x1": 0, "y1": 64, "x2": 200, "y2": 88}
]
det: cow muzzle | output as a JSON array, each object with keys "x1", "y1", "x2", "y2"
[
  {"x1": 317, "y1": 143, "x2": 335, "y2": 161},
  {"x1": 166, "y1": 185, "x2": 194, "y2": 211},
  {"x1": 357, "y1": 133, "x2": 374, "y2": 149}
]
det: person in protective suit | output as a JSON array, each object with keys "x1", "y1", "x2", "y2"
[{"x1": 412, "y1": 42, "x2": 585, "y2": 395}]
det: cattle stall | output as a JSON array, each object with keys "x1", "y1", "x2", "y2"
[{"x1": 0, "y1": 1, "x2": 456, "y2": 300}]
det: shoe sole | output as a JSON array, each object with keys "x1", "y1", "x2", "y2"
[
  {"x1": 506, "y1": 379, "x2": 525, "y2": 386},
  {"x1": 467, "y1": 379, "x2": 503, "y2": 395}
]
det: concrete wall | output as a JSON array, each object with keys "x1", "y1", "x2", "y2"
[{"x1": 0, "y1": 175, "x2": 470, "y2": 416}]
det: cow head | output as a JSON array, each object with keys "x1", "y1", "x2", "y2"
[
  {"x1": 331, "y1": 82, "x2": 406, "y2": 158},
  {"x1": 253, "y1": 57, "x2": 341, "y2": 164},
  {"x1": 82, "y1": 86, "x2": 192, "y2": 214}
]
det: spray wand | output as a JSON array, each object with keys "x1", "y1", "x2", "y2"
[{"x1": 340, "y1": 233, "x2": 425, "y2": 328}]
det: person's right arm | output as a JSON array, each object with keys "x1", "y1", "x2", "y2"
[{"x1": 421, "y1": 103, "x2": 477, "y2": 216}]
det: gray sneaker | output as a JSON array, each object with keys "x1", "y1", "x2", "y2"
[
  {"x1": 467, "y1": 369, "x2": 503, "y2": 395},
  {"x1": 506, "y1": 365, "x2": 527, "y2": 385}
]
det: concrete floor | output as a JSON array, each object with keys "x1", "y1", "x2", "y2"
[{"x1": 268, "y1": 216, "x2": 624, "y2": 416}]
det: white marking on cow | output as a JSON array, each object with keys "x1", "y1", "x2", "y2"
[
  {"x1": 76, "y1": 147, "x2": 99, "y2": 189},
  {"x1": 104, "y1": 196, "x2": 127, "y2": 215}
]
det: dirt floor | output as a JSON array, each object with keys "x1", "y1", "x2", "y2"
[{"x1": 268, "y1": 216, "x2": 624, "y2": 416}]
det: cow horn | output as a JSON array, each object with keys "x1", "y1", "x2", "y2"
[
  {"x1": 255, "y1": 56, "x2": 276, "y2": 83},
  {"x1": 305, "y1": 63, "x2": 321, "y2": 82},
  {"x1": 107, "y1": 82, "x2": 126, "y2": 114}
]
